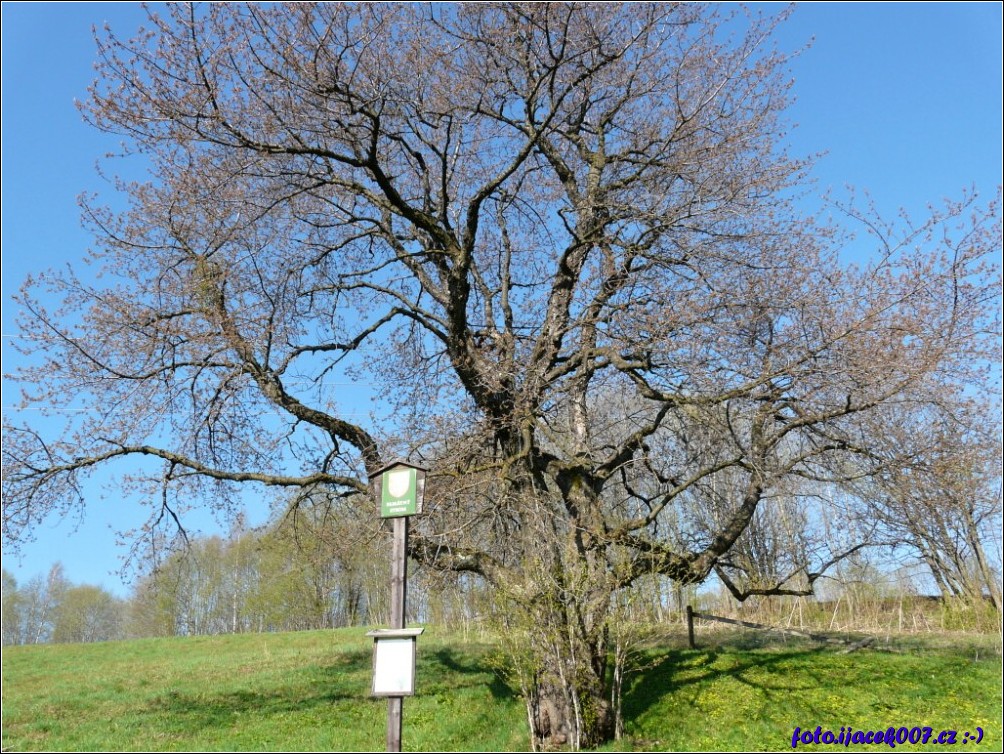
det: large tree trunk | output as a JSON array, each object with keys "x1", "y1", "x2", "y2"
[
  {"x1": 525, "y1": 642, "x2": 614, "y2": 750},
  {"x1": 513, "y1": 474, "x2": 617, "y2": 750}
]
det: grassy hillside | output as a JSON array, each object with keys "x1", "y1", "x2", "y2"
[{"x1": 2, "y1": 627, "x2": 1000, "y2": 751}]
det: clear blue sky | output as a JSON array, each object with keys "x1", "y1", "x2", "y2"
[{"x1": 2, "y1": 3, "x2": 1002, "y2": 597}]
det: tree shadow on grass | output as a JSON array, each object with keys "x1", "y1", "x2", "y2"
[
  {"x1": 426, "y1": 647, "x2": 517, "y2": 701},
  {"x1": 144, "y1": 643, "x2": 519, "y2": 740},
  {"x1": 146, "y1": 647, "x2": 376, "y2": 735},
  {"x1": 620, "y1": 640, "x2": 830, "y2": 727}
]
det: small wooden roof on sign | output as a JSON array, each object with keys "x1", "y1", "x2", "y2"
[{"x1": 368, "y1": 459, "x2": 429, "y2": 481}]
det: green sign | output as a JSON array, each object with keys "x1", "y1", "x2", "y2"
[{"x1": 381, "y1": 466, "x2": 418, "y2": 518}]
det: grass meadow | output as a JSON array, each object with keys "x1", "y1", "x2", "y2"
[{"x1": 2, "y1": 626, "x2": 1000, "y2": 751}]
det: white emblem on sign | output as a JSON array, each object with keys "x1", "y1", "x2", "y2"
[{"x1": 387, "y1": 469, "x2": 411, "y2": 498}]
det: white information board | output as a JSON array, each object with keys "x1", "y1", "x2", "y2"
[{"x1": 372, "y1": 637, "x2": 416, "y2": 696}]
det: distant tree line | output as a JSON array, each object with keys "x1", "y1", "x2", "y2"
[
  {"x1": 1, "y1": 498, "x2": 483, "y2": 645},
  {"x1": 127, "y1": 505, "x2": 388, "y2": 637},
  {"x1": 5, "y1": 395, "x2": 1000, "y2": 646},
  {"x1": 2, "y1": 563, "x2": 124, "y2": 645},
  {"x1": 4, "y1": 463, "x2": 999, "y2": 646}
]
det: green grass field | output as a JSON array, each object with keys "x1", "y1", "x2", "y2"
[{"x1": 2, "y1": 627, "x2": 1000, "y2": 751}]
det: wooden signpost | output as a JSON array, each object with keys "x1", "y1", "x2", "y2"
[{"x1": 368, "y1": 460, "x2": 427, "y2": 753}]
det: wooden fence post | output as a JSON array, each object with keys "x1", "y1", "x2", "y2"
[{"x1": 686, "y1": 605, "x2": 696, "y2": 649}]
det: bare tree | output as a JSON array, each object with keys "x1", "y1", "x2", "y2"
[
  {"x1": 2, "y1": 564, "x2": 69, "y2": 645},
  {"x1": 857, "y1": 393, "x2": 1002, "y2": 612},
  {"x1": 3, "y1": 4, "x2": 998, "y2": 747},
  {"x1": 2, "y1": 569, "x2": 24, "y2": 646},
  {"x1": 696, "y1": 474, "x2": 869, "y2": 605}
]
